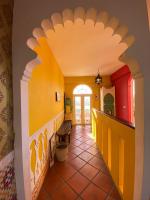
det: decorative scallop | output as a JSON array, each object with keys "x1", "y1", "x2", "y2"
[
  {"x1": 25, "y1": 58, "x2": 41, "y2": 73},
  {"x1": 74, "y1": 7, "x2": 85, "y2": 23},
  {"x1": 23, "y1": 58, "x2": 41, "y2": 82},
  {"x1": 85, "y1": 8, "x2": 97, "y2": 24},
  {"x1": 27, "y1": 37, "x2": 39, "y2": 50},
  {"x1": 32, "y1": 28, "x2": 45, "y2": 39},
  {"x1": 51, "y1": 12, "x2": 63, "y2": 28},
  {"x1": 122, "y1": 35, "x2": 135, "y2": 47},
  {"x1": 41, "y1": 19, "x2": 53, "y2": 32},
  {"x1": 28, "y1": 8, "x2": 135, "y2": 50},
  {"x1": 114, "y1": 25, "x2": 128, "y2": 39},
  {"x1": 107, "y1": 17, "x2": 119, "y2": 31},
  {"x1": 62, "y1": 8, "x2": 74, "y2": 24},
  {"x1": 96, "y1": 11, "x2": 109, "y2": 27},
  {"x1": 25, "y1": 7, "x2": 137, "y2": 80}
]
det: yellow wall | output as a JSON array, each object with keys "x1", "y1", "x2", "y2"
[
  {"x1": 28, "y1": 37, "x2": 64, "y2": 135},
  {"x1": 92, "y1": 109, "x2": 135, "y2": 200},
  {"x1": 64, "y1": 76, "x2": 111, "y2": 121}
]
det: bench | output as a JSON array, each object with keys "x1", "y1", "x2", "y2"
[{"x1": 56, "y1": 120, "x2": 72, "y2": 144}]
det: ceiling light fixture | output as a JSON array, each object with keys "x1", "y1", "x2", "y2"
[{"x1": 95, "y1": 68, "x2": 102, "y2": 84}]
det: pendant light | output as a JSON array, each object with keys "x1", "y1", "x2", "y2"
[{"x1": 95, "y1": 68, "x2": 102, "y2": 84}]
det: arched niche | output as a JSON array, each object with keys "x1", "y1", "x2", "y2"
[{"x1": 104, "y1": 93, "x2": 115, "y2": 115}]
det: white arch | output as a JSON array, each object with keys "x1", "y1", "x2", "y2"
[
  {"x1": 16, "y1": 6, "x2": 144, "y2": 200},
  {"x1": 73, "y1": 84, "x2": 92, "y2": 95}
]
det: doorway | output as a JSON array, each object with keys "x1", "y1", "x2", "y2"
[{"x1": 73, "y1": 85, "x2": 92, "y2": 125}]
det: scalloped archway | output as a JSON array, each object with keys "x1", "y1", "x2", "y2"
[
  {"x1": 26, "y1": 7, "x2": 138, "y2": 78},
  {"x1": 18, "y1": 6, "x2": 144, "y2": 200}
]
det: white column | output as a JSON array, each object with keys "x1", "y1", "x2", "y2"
[
  {"x1": 15, "y1": 79, "x2": 32, "y2": 200},
  {"x1": 133, "y1": 72, "x2": 144, "y2": 200}
]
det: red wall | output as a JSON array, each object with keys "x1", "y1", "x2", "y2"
[{"x1": 111, "y1": 65, "x2": 132, "y2": 123}]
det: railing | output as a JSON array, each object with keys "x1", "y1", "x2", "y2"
[{"x1": 92, "y1": 109, "x2": 135, "y2": 200}]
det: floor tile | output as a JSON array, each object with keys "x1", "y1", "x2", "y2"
[
  {"x1": 85, "y1": 140, "x2": 96, "y2": 145},
  {"x1": 69, "y1": 157, "x2": 86, "y2": 170},
  {"x1": 79, "y1": 151, "x2": 94, "y2": 162},
  {"x1": 89, "y1": 156, "x2": 106, "y2": 170},
  {"x1": 106, "y1": 197, "x2": 115, "y2": 200},
  {"x1": 54, "y1": 160, "x2": 68, "y2": 171},
  {"x1": 70, "y1": 147, "x2": 84, "y2": 156},
  {"x1": 67, "y1": 172, "x2": 90, "y2": 194},
  {"x1": 70, "y1": 138, "x2": 77, "y2": 143},
  {"x1": 94, "y1": 152, "x2": 103, "y2": 159},
  {"x1": 79, "y1": 163, "x2": 99, "y2": 180},
  {"x1": 86, "y1": 147, "x2": 99, "y2": 155},
  {"x1": 55, "y1": 163, "x2": 77, "y2": 180},
  {"x1": 44, "y1": 170, "x2": 64, "y2": 194},
  {"x1": 77, "y1": 137, "x2": 89, "y2": 142},
  {"x1": 92, "y1": 143, "x2": 98, "y2": 148},
  {"x1": 37, "y1": 187, "x2": 51, "y2": 200},
  {"x1": 68, "y1": 144, "x2": 76, "y2": 150},
  {"x1": 66, "y1": 152, "x2": 77, "y2": 161},
  {"x1": 72, "y1": 135, "x2": 82, "y2": 140},
  {"x1": 81, "y1": 183, "x2": 107, "y2": 200},
  {"x1": 78, "y1": 143, "x2": 91, "y2": 150},
  {"x1": 92, "y1": 172, "x2": 114, "y2": 193},
  {"x1": 81, "y1": 133, "x2": 91, "y2": 138},
  {"x1": 110, "y1": 186, "x2": 122, "y2": 200},
  {"x1": 72, "y1": 139, "x2": 83, "y2": 146},
  {"x1": 51, "y1": 183, "x2": 77, "y2": 200}
]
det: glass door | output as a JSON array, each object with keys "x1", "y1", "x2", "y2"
[
  {"x1": 84, "y1": 96, "x2": 91, "y2": 124},
  {"x1": 74, "y1": 95, "x2": 91, "y2": 124},
  {"x1": 74, "y1": 96, "x2": 81, "y2": 124}
]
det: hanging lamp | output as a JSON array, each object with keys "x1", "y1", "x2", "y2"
[{"x1": 95, "y1": 68, "x2": 102, "y2": 84}]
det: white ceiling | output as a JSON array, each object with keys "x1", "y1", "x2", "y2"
[{"x1": 46, "y1": 19, "x2": 128, "y2": 76}]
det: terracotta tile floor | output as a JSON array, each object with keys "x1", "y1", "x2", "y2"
[{"x1": 38, "y1": 125, "x2": 122, "y2": 200}]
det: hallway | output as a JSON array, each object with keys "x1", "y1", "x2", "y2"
[
  {"x1": 0, "y1": 1, "x2": 148, "y2": 199},
  {"x1": 37, "y1": 125, "x2": 121, "y2": 200}
]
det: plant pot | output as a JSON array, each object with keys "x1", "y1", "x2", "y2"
[{"x1": 55, "y1": 143, "x2": 68, "y2": 162}]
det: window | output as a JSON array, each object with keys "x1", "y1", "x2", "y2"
[{"x1": 73, "y1": 84, "x2": 92, "y2": 95}]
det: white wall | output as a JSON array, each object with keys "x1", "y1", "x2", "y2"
[{"x1": 12, "y1": 0, "x2": 150, "y2": 199}]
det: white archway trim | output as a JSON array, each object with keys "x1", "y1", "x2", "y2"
[
  {"x1": 41, "y1": 19, "x2": 54, "y2": 32},
  {"x1": 26, "y1": 37, "x2": 39, "y2": 50},
  {"x1": 17, "y1": 57, "x2": 42, "y2": 200},
  {"x1": 25, "y1": 7, "x2": 136, "y2": 77},
  {"x1": 73, "y1": 84, "x2": 92, "y2": 95},
  {"x1": 133, "y1": 75, "x2": 144, "y2": 200},
  {"x1": 120, "y1": 54, "x2": 144, "y2": 200},
  {"x1": 27, "y1": 7, "x2": 135, "y2": 47},
  {"x1": 20, "y1": 6, "x2": 143, "y2": 200},
  {"x1": 22, "y1": 58, "x2": 41, "y2": 82},
  {"x1": 32, "y1": 28, "x2": 46, "y2": 39}
]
